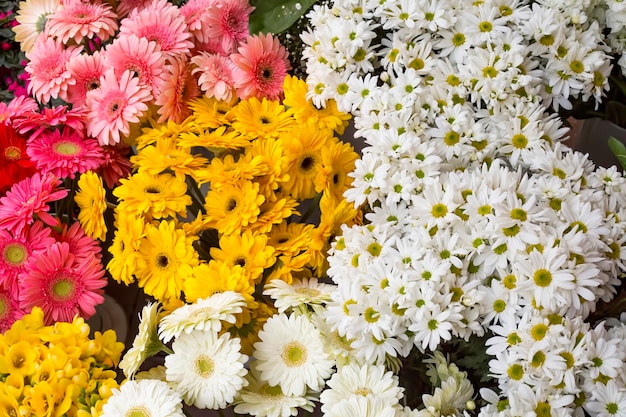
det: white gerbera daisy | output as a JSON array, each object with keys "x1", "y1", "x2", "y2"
[
  {"x1": 119, "y1": 302, "x2": 165, "y2": 379},
  {"x1": 159, "y1": 291, "x2": 246, "y2": 343},
  {"x1": 101, "y1": 379, "x2": 185, "y2": 417},
  {"x1": 263, "y1": 277, "x2": 336, "y2": 313},
  {"x1": 165, "y1": 330, "x2": 248, "y2": 409},
  {"x1": 253, "y1": 313, "x2": 335, "y2": 396},
  {"x1": 233, "y1": 361, "x2": 317, "y2": 417},
  {"x1": 13, "y1": 0, "x2": 60, "y2": 53}
]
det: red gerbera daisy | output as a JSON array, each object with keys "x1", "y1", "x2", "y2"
[
  {"x1": 86, "y1": 68, "x2": 152, "y2": 145},
  {"x1": 66, "y1": 51, "x2": 106, "y2": 108},
  {"x1": 0, "y1": 287, "x2": 25, "y2": 333},
  {"x1": 0, "y1": 124, "x2": 36, "y2": 196},
  {"x1": 25, "y1": 35, "x2": 82, "y2": 103},
  {"x1": 96, "y1": 143, "x2": 133, "y2": 189},
  {"x1": 19, "y1": 241, "x2": 106, "y2": 324},
  {"x1": 231, "y1": 33, "x2": 291, "y2": 100},
  {"x1": 0, "y1": 221, "x2": 55, "y2": 291},
  {"x1": 27, "y1": 128, "x2": 104, "y2": 179},
  {"x1": 46, "y1": 0, "x2": 118, "y2": 44},
  {"x1": 15, "y1": 105, "x2": 87, "y2": 142},
  {"x1": 156, "y1": 55, "x2": 200, "y2": 123},
  {"x1": 52, "y1": 221, "x2": 103, "y2": 261},
  {"x1": 204, "y1": 0, "x2": 252, "y2": 54},
  {"x1": 0, "y1": 172, "x2": 68, "y2": 235}
]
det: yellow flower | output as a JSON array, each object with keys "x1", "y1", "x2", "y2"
[
  {"x1": 227, "y1": 301, "x2": 275, "y2": 357},
  {"x1": 178, "y1": 125, "x2": 251, "y2": 150},
  {"x1": 135, "y1": 119, "x2": 195, "y2": 151},
  {"x1": 75, "y1": 171, "x2": 108, "y2": 241},
  {"x1": 0, "y1": 340, "x2": 36, "y2": 376},
  {"x1": 210, "y1": 230, "x2": 276, "y2": 284},
  {"x1": 107, "y1": 213, "x2": 145, "y2": 285},
  {"x1": 242, "y1": 137, "x2": 290, "y2": 195},
  {"x1": 204, "y1": 180, "x2": 265, "y2": 235},
  {"x1": 0, "y1": 390, "x2": 21, "y2": 417},
  {"x1": 280, "y1": 122, "x2": 332, "y2": 200},
  {"x1": 188, "y1": 96, "x2": 237, "y2": 130},
  {"x1": 136, "y1": 220, "x2": 199, "y2": 302},
  {"x1": 231, "y1": 97, "x2": 295, "y2": 139},
  {"x1": 196, "y1": 152, "x2": 267, "y2": 189},
  {"x1": 267, "y1": 222, "x2": 315, "y2": 256},
  {"x1": 265, "y1": 253, "x2": 312, "y2": 285},
  {"x1": 93, "y1": 330, "x2": 125, "y2": 367},
  {"x1": 183, "y1": 261, "x2": 254, "y2": 304},
  {"x1": 247, "y1": 194, "x2": 298, "y2": 235},
  {"x1": 114, "y1": 171, "x2": 191, "y2": 220},
  {"x1": 315, "y1": 136, "x2": 358, "y2": 207}
]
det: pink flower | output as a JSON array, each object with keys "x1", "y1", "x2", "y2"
[
  {"x1": 156, "y1": 55, "x2": 200, "y2": 123},
  {"x1": 203, "y1": 0, "x2": 252, "y2": 54},
  {"x1": 53, "y1": 221, "x2": 103, "y2": 261},
  {"x1": 0, "y1": 221, "x2": 55, "y2": 292},
  {"x1": 15, "y1": 105, "x2": 87, "y2": 142},
  {"x1": 86, "y1": 68, "x2": 152, "y2": 145},
  {"x1": 96, "y1": 144, "x2": 133, "y2": 189},
  {"x1": 0, "y1": 288, "x2": 24, "y2": 332},
  {"x1": 0, "y1": 172, "x2": 68, "y2": 235},
  {"x1": 119, "y1": 1, "x2": 194, "y2": 56},
  {"x1": 105, "y1": 34, "x2": 165, "y2": 95},
  {"x1": 180, "y1": 0, "x2": 218, "y2": 44},
  {"x1": 19, "y1": 241, "x2": 106, "y2": 324},
  {"x1": 66, "y1": 51, "x2": 106, "y2": 108},
  {"x1": 27, "y1": 128, "x2": 104, "y2": 179},
  {"x1": 46, "y1": 0, "x2": 118, "y2": 44},
  {"x1": 25, "y1": 35, "x2": 82, "y2": 103},
  {"x1": 191, "y1": 52, "x2": 237, "y2": 101},
  {"x1": 231, "y1": 33, "x2": 291, "y2": 100},
  {"x1": 0, "y1": 96, "x2": 38, "y2": 125},
  {"x1": 116, "y1": 0, "x2": 154, "y2": 18}
]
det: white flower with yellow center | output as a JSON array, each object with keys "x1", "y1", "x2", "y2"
[
  {"x1": 263, "y1": 277, "x2": 336, "y2": 313},
  {"x1": 101, "y1": 379, "x2": 184, "y2": 417},
  {"x1": 253, "y1": 313, "x2": 335, "y2": 396}
]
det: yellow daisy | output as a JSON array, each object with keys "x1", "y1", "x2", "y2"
[
  {"x1": 267, "y1": 222, "x2": 315, "y2": 256},
  {"x1": 195, "y1": 152, "x2": 267, "y2": 189},
  {"x1": 183, "y1": 261, "x2": 254, "y2": 304},
  {"x1": 230, "y1": 97, "x2": 295, "y2": 140},
  {"x1": 204, "y1": 180, "x2": 265, "y2": 235},
  {"x1": 136, "y1": 220, "x2": 199, "y2": 302},
  {"x1": 280, "y1": 123, "x2": 332, "y2": 200},
  {"x1": 242, "y1": 137, "x2": 289, "y2": 195},
  {"x1": 210, "y1": 230, "x2": 276, "y2": 284},
  {"x1": 247, "y1": 194, "x2": 299, "y2": 235},
  {"x1": 74, "y1": 171, "x2": 107, "y2": 241},
  {"x1": 188, "y1": 96, "x2": 237, "y2": 130},
  {"x1": 114, "y1": 171, "x2": 191, "y2": 220},
  {"x1": 265, "y1": 253, "x2": 312, "y2": 285},
  {"x1": 135, "y1": 119, "x2": 196, "y2": 151},
  {"x1": 315, "y1": 137, "x2": 358, "y2": 207},
  {"x1": 178, "y1": 125, "x2": 251, "y2": 151},
  {"x1": 107, "y1": 213, "x2": 145, "y2": 285}
]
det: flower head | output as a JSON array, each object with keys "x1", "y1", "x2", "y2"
[
  {"x1": 203, "y1": 0, "x2": 253, "y2": 54},
  {"x1": 46, "y1": 0, "x2": 118, "y2": 44},
  {"x1": 191, "y1": 53, "x2": 237, "y2": 102},
  {"x1": 156, "y1": 55, "x2": 200, "y2": 124},
  {"x1": 101, "y1": 379, "x2": 185, "y2": 417},
  {"x1": 12, "y1": 0, "x2": 60, "y2": 53},
  {"x1": 75, "y1": 171, "x2": 108, "y2": 241},
  {"x1": 0, "y1": 123, "x2": 36, "y2": 195}
]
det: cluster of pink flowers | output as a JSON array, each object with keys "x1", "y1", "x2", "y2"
[{"x1": 20, "y1": 0, "x2": 291, "y2": 146}]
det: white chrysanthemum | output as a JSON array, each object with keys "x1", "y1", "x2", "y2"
[
  {"x1": 233, "y1": 361, "x2": 317, "y2": 417},
  {"x1": 119, "y1": 302, "x2": 163, "y2": 379},
  {"x1": 330, "y1": 395, "x2": 397, "y2": 417},
  {"x1": 159, "y1": 291, "x2": 246, "y2": 343},
  {"x1": 320, "y1": 362, "x2": 403, "y2": 416},
  {"x1": 101, "y1": 379, "x2": 185, "y2": 417},
  {"x1": 253, "y1": 313, "x2": 334, "y2": 396},
  {"x1": 263, "y1": 277, "x2": 336, "y2": 313},
  {"x1": 165, "y1": 330, "x2": 248, "y2": 410}
]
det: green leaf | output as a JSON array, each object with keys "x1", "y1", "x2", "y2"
[
  {"x1": 608, "y1": 136, "x2": 626, "y2": 170},
  {"x1": 249, "y1": 0, "x2": 317, "y2": 35}
]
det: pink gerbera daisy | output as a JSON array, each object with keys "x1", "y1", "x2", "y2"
[
  {"x1": 66, "y1": 51, "x2": 106, "y2": 108},
  {"x1": 116, "y1": 0, "x2": 153, "y2": 18},
  {"x1": 191, "y1": 52, "x2": 237, "y2": 101},
  {"x1": 119, "y1": 1, "x2": 194, "y2": 56},
  {"x1": 15, "y1": 105, "x2": 87, "y2": 142},
  {"x1": 19, "y1": 241, "x2": 106, "y2": 324},
  {"x1": 27, "y1": 128, "x2": 104, "y2": 179},
  {"x1": 52, "y1": 221, "x2": 103, "y2": 261},
  {"x1": 231, "y1": 33, "x2": 291, "y2": 100},
  {"x1": 86, "y1": 68, "x2": 152, "y2": 146},
  {"x1": 204, "y1": 0, "x2": 253, "y2": 55},
  {"x1": 0, "y1": 96, "x2": 38, "y2": 125},
  {"x1": 96, "y1": 144, "x2": 133, "y2": 189},
  {"x1": 0, "y1": 221, "x2": 55, "y2": 291},
  {"x1": 25, "y1": 35, "x2": 82, "y2": 103},
  {"x1": 180, "y1": 0, "x2": 217, "y2": 44},
  {"x1": 0, "y1": 172, "x2": 68, "y2": 235},
  {"x1": 46, "y1": 0, "x2": 118, "y2": 44},
  {"x1": 105, "y1": 34, "x2": 165, "y2": 95},
  {"x1": 156, "y1": 55, "x2": 200, "y2": 123},
  {"x1": 0, "y1": 287, "x2": 25, "y2": 333}
]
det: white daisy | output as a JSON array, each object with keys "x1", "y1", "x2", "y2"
[
  {"x1": 263, "y1": 277, "x2": 336, "y2": 314},
  {"x1": 119, "y1": 302, "x2": 164, "y2": 379},
  {"x1": 253, "y1": 313, "x2": 334, "y2": 396},
  {"x1": 101, "y1": 379, "x2": 184, "y2": 417},
  {"x1": 585, "y1": 380, "x2": 626, "y2": 417},
  {"x1": 165, "y1": 330, "x2": 248, "y2": 409},
  {"x1": 158, "y1": 291, "x2": 246, "y2": 343}
]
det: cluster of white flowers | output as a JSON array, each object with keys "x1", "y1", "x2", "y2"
[
  {"x1": 301, "y1": 0, "x2": 626, "y2": 416},
  {"x1": 594, "y1": 0, "x2": 626, "y2": 74}
]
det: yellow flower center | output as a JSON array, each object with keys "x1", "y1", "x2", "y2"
[
  {"x1": 281, "y1": 341, "x2": 307, "y2": 367},
  {"x1": 3, "y1": 243, "x2": 27, "y2": 265},
  {"x1": 4, "y1": 145, "x2": 21, "y2": 160},
  {"x1": 195, "y1": 355, "x2": 214, "y2": 378},
  {"x1": 126, "y1": 406, "x2": 151, "y2": 417},
  {"x1": 54, "y1": 141, "x2": 80, "y2": 156}
]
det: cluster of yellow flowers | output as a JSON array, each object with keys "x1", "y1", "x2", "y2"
[
  {"x1": 106, "y1": 75, "x2": 361, "y2": 352},
  {"x1": 0, "y1": 307, "x2": 124, "y2": 416}
]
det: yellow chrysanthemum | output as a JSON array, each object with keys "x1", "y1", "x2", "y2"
[
  {"x1": 210, "y1": 230, "x2": 275, "y2": 284},
  {"x1": 188, "y1": 96, "x2": 237, "y2": 130},
  {"x1": 280, "y1": 123, "x2": 332, "y2": 200},
  {"x1": 267, "y1": 222, "x2": 315, "y2": 256},
  {"x1": 204, "y1": 180, "x2": 265, "y2": 235},
  {"x1": 136, "y1": 220, "x2": 199, "y2": 302},
  {"x1": 107, "y1": 213, "x2": 145, "y2": 285},
  {"x1": 315, "y1": 136, "x2": 358, "y2": 207},
  {"x1": 242, "y1": 137, "x2": 290, "y2": 195},
  {"x1": 75, "y1": 171, "x2": 107, "y2": 241},
  {"x1": 231, "y1": 97, "x2": 295, "y2": 140},
  {"x1": 114, "y1": 171, "x2": 191, "y2": 220},
  {"x1": 183, "y1": 261, "x2": 254, "y2": 303},
  {"x1": 178, "y1": 125, "x2": 251, "y2": 150}
]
